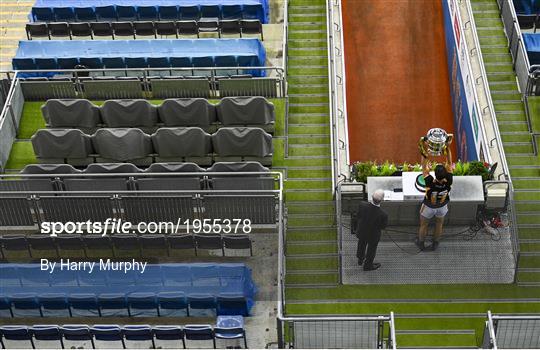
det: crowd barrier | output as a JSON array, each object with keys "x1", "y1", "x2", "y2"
[
  {"x1": 482, "y1": 311, "x2": 540, "y2": 349},
  {"x1": 0, "y1": 171, "x2": 281, "y2": 227}
]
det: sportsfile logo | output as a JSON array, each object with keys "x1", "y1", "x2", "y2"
[{"x1": 40, "y1": 218, "x2": 252, "y2": 236}]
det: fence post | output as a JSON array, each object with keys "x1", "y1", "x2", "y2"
[{"x1": 276, "y1": 317, "x2": 284, "y2": 349}]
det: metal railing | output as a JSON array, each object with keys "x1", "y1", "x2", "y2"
[
  {"x1": 483, "y1": 311, "x2": 540, "y2": 349},
  {"x1": 276, "y1": 313, "x2": 397, "y2": 349},
  {"x1": 326, "y1": 0, "x2": 350, "y2": 195},
  {"x1": 0, "y1": 171, "x2": 282, "y2": 228},
  {"x1": 0, "y1": 66, "x2": 286, "y2": 103}
]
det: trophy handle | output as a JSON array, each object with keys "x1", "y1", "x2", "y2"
[
  {"x1": 418, "y1": 136, "x2": 429, "y2": 158},
  {"x1": 446, "y1": 134, "x2": 453, "y2": 144}
]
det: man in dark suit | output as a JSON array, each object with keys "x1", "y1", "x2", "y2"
[{"x1": 354, "y1": 189, "x2": 388, "y2": 271}]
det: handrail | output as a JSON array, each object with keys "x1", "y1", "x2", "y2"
[
  {"x1": 389, "y1": 312, "x2": 397, "y2": 350},
  {"x1": 487, "y1": 311, "x2": 499, "y2": 350}
]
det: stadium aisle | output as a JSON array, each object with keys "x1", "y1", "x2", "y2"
[
  {"x1": 0, "y1": 0, "x2": 33, "y2": 69},
  {"x1": 341, "y1": 0, "x2": 456, "y2": 163},
  {"x1": 472, "y1": 0, "x2": 540, "y2": 284},
  {"x1": 282, "y1": 0, "x2": 338, "y2": 286}
]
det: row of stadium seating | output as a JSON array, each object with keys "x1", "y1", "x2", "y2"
[
  {"x1": 0, "y1": 291, "x2": 250, "y2": 318},
  {"x1": 41, "y1": 97, "x2": 275, "y2": 133},
  {"x1": 0, "y1": 320, "x2": 247, "y2": 349},
  {"x1": 13, "y1": 39, "x2": 266, "y2": 76},
  {"x1": 31, "y1": 127, "x2": 273, "y2": 166},
  {"x1": 26, "y1": 19, "x2": 263, "y2": 40},
  {"x1": 524, "y1": 33, "x2": 540, "y2": 64},
  {"x1": 31, "y1": 1, "x2": 268, "y2": 23},
  {"x1": 0, "y1": 233, "x2": 253, "y2": 259}
]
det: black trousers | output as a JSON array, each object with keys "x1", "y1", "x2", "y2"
[{"x1": 356, "y1": 238, "x2": 379, "y2": 267}]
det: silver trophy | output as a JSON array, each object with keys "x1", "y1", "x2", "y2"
[{"x1": 418, "y1": 128, "x2": 453, "y2": 157}]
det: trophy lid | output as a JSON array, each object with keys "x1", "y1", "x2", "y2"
[{"x1": 427, "y1": 128, "x2": 448, "y2": 143}]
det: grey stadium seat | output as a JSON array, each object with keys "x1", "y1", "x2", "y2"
[
  {"x1": 216, "y1": 96, "x2": 275, "y2": 132},
  {"x1": 207, "y1": 161, "x2": 273, "y2": 190},
  {"x1": 62, "y1": 163, "x2": 141, "y2": 192},
  {"x1": 93, "y1": 128, "x2": 153, "y2": 166},
  {"x1": 138, "y1": 162, "x2": 204, "y2": 191},
  {"x1": 151, "y1": 127, "x2": 212, "y2": 165},
  {"x1": 21, "y1": 164, "x2": 81, "y2": 175},
  {"x1": 41, "y1": 99, "x2": 101, "y2": 133},
  {"x1": 158, "y1": 98, "x2": 217, "y2": 131},
  {"x1": 84, "y1": 163, "x2": 141, "y2": 174},
  {"x1": 101, "y1": 99, "x2": 158, "y2": 133},
  {"x1": 211, "y1": 127, "x2": 273, "y2": 166},
  {"x1": 31, "y1": 129, "x2": 94, "y2": 166}
]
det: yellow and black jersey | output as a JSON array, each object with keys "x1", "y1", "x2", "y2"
[{"x1": 423, "y1": 173, "x2": 453, "y2": 208}]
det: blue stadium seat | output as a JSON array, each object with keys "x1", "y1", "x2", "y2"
[
  {"x1": 54, "y1": 270, "x2": 79, "y2": 287},
  {"x1": 31, "y1": 325, "x2": 64, "y2": 349},
  {"x1": 180, "y1": 5, "x2": 200, "y2": 20},
  {"x1": 125, "y1": 57, "x2": 148, "y2": 69},
  {"x1": 188, "y1": 293, "x2": 217, "y2": 317},
  {"x1": 57, "y1": 57, "x2": 79, "y2": 70},
  {"x1": 68, "y1": 293, "x2": 100, "y2": 317},
  {"x1": 217, "y1": 293, "x2": 249, "y2": 316},
  {"x1": 1, "y1": 266, "x2": 21, "y2": 287},
  {"x1": 61, "y1": 325, "x2": 95, "y2": 349},
  {"x1": 127, "y1": 292, "x2": 159, "y2": 317},
  {"x1": 0, "y1": 295, "x2": 13, "y2": 318},
  {"x1": 53, "y1": 7, "x2": 76, "y2": 22},
  {"x1": 193, "y1": 56, "x2": 214, "y2": 68},
  {"x1": 95, "y1": 5, "x2": 117, "y2": 22},
  {"x1": 0, "y1": 326, "x2": 34, "y2": 349},
  {"x1": 91, "y1": 325, "x2": 125, "y2": 348},
  {"x1": 78, "y1": 268, "x2": 108, "y2": 286},
  {"x1": 184, "y1": 324, "x2": 215, "y2": 348},
  {"x1": 124, "y1": 325, "x2": 155, "y2": 348},
  {"x1": 243, "y1": 4, "x2": 264, "y2": 20},
  {"x1": 136, "y1": 268, "x2": 163, "y2": 286},
  {"x1": 10, "y1": 293, "x2": 42, "y2": 317},
  {"x1": 102, "y1": 57, "x2": 126, "y2": 75},
  {"x1": 79, "y1": 57, "x2": 103, "y2": 69},
  {"x1": 219, "y1": 264, "x2": 245, "y2": 286},
  {"x1": 98, "y1": 293, "x2": 128, "y2": 317},
  {"x1": 215, "y1": 315, "x2": 247, "y2": 347},
  {"x1": 35, "y1": 57, "x2": 58, "y2": 70},
  {"x1": 153, "y1": 325, "x2": 186, "y2": 349},
  {"x1": 148, "y1": 57, "x2": 170, "y2": 75},
  {"x1": 162, "y1": 265, "x2": 192, "y2": 286},
  {"x1": 20, "y1": 265, "x2": 51, "y2": 286},
  {"x1": 170, "y1": 56, "x2": 192, "y2": 70},
  {"x1": 159, "y1": 5, "x2": 179, "y2": 20},
  {"x1": 13, "y1": 58, "x2": 35, "y2": 70},
  {"x1": 222, "y1": 4, "x2": 242, "y2": 19},
  {"x1": 138, "y1": 6, "x2": 159, "y2": 21},
  {"x1": 201, "y1": 4, "x2": 221, "y2": 18},
  {"x1": 215, "y1": 55, "x2": 239, "y2": 75},
  {"x1": 117, "y1": 5, "x2": 137, "y2": 21},
  {"x1": 39, "y1": 293, "x2": 71, "y2": 317},
  {"x1": 191, "y1": 265, "x2": 221, "y2": 287},
  {"x1": 74, "y1": 7, "x2": 96, "y2": 21},
  {"x1": 157, "y1": 291, "x2": 189, "y2": 317},
  {"x1": 33, "y1": 7, "x2": 55, "y2": 22}
]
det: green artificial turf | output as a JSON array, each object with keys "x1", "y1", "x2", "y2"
[
  {"x1": 526, "y1": 96, "x2": 540, "y2": 133},
  {"x1": 4, "y1": 142, "x2": 36, "y2": 170}
]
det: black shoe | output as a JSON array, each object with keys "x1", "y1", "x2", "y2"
[
  {"x1": 430, "y1": 241, "x2": 439, "y2": 251},
  {"x1": 363, "y1": 263, "x2": 381, "y2": 271},
  {"x1": 358, "y1": 259, "x2": 364, "y2": 266},
  {"x1": 415, "y1": 239, "x2": 425, "y2": 251}
]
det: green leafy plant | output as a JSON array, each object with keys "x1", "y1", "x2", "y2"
[{"x1": 352, "y1": 160, "x2": 492, "y2": 182}]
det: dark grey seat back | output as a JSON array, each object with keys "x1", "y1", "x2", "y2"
[
  {"x1": 159, "y1": 98, "x2": 216, "y2": 127},
  {"x1": 216, "y1": 96, "x2": 274, "y2": 127},
  {"x1": 101, "y1": 99, "x2": 158, "y2": 129},
  {"x1": 92, "y1": 128, "x2": 153, "y2": 163},
  {"x1": 211, "y1": 127, "x2": 272, "y2": 157},
  {"x1": 31, "y1": 129, "x2": 93, "y2": 164},
  {"x1": 41, "y1": 99, "x2": 101, "y2": 132}
]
